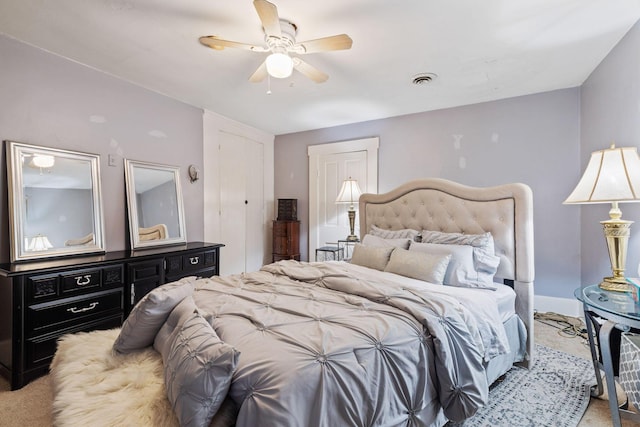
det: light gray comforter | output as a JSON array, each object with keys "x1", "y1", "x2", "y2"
[{"x1": 192, "y1": 260, "x2": 510, "y2": 427}]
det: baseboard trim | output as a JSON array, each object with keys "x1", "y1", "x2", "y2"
[{"x1": 534, "y1": 295, "x2": 582, "y2": 318}]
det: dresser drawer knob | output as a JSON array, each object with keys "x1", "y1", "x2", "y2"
[
  {"x1": 67, "y1": 302, "x2": 99, "y2": 314},
  {"x1": 190, "y1": 256, "x2": 199, "y2": 265},
  {"x1": 75, "y1": 275, "x2": 92, "y2": 286}
]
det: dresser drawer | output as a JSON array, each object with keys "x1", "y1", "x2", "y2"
[
  {"x1": 165, "y1": 253, "x2": 206, "y2": 275},
  {"x1": 129, "y1": 259, "x2": 163, "y2": 282},
  {"x1": 27, "y1": 264, "x2": 124, "y2": 302},
  {"x1": 29, "y1": 274, "x2": 59, "y2": 300},
  {"x1": 61, "y1": 269, "x2": 101, "y2": 293},
  {"x1": 25, "y1": 314, "x2": 123, "y2": 370},
  {"x1": 183, "y1": 252, "x2": 205, "y2": 271},
  {"x1": 166, "y1": 249, "x2": 218, "y2": 276},
  {"x1": 27, "y1": 288, "x2": 123, "y2": 335}
]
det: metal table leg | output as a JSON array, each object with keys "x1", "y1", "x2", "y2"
[
  {"x1": 599, "y1": 320, "x2": 622, "y2": 427},
  {"x1": 584, "y1": 310, "x2": 605, "y2": 397}
]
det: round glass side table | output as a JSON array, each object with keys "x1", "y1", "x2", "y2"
[{"x1": 575, "y1": 284, "x2": 640, "y2": 427}]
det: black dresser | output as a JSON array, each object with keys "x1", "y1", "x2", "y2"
[{"x1": 0, "y1": 242, "x2": 223, "y2": 390}]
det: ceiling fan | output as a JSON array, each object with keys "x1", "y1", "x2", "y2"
[{"x1": 199, "y1": 0, "x2": 352, "y2": 83}]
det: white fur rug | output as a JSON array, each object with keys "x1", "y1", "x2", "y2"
[{"x1": 50, "y1": 328, "x2": 236, "y2": 427}]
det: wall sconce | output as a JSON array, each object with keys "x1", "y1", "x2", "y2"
[{"x1": 188, "y1": 165, "x2": 199, "y2": 183}]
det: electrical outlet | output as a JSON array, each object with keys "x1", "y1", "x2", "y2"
[{"x1": 108, "y1": 154, "x2": 117, "y2": 167}]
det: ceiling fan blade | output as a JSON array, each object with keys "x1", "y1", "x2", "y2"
[
  {"x1": 249, "y1": 61, "x2": 268, "y2": 83},
  {"x1": 253, "y1": 0, "x2": 281, "y2": 38},
  {"x1": 199, "y1": 36, "x2": 267, "y2": 52},
  {"x1": 293, "y1": 34, "x2": 353, "y2": 54},
  {"x1": 293, "y1": 58, "x2": 328, "y2": 83}
]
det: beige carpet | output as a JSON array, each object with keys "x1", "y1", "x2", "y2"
[{"x1": 0, "y1": 314, "x2": 632, "y2": 426}]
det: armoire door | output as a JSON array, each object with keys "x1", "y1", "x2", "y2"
[{"x1": 218, "y1": 131, "x2": 265, "y2": 275}]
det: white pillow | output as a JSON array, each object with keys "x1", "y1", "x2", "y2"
[
  {"x1": 409, "y1": 242, "x2": 497, "y2": 290},
  {"x1": 421, "y1": 230, "x2": 500, "y2": 283},
  {"x1": 362, "y1": 234, "x2": 412, "y2": 249},
  {"x1": 384, "y1": 247, "x2": 451, "y2": 284},
  {"x1": 369, "y1": 225, "x2": 421, "y2": 241},
  {"x1": 350, "y1": 244, "x2": 395, "y2": 271}
]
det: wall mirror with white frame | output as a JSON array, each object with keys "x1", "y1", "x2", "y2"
[
  {"x1": 124, "y1": 159, "x2": 187, "y2": 250},
  {"x1": 5, "y1": 140, "x2": 106, "y2": 262}
]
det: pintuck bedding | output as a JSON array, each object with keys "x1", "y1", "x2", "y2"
[{"x1": 190, "y1": 259, "x2": 516, "y2": 427}]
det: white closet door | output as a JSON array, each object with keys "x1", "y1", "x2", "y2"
[
  {"x1": 244, "y1": 139, "x2": 265, "y2": 272},
  {"x1": 218, "y1": 132, "x2": 265, "y2": 275},
  {"x1": 219, "y1": 132, "x2": 247, "y2": 275}
]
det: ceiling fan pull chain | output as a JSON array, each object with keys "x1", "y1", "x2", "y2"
[{"x1": 267, "y1": 74, "x2": 272, "y2": 95}]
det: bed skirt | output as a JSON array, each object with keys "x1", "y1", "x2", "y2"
[{"x1": 485, "y1": 314, "x2": 527, "y2": 384}]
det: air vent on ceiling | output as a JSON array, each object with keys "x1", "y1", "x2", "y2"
[{"x1": 412, "y1": 73, "x2": 438, "y2": 85}]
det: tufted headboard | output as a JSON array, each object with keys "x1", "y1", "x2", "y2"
[{"x1": 359, "y1": 178, "x2": 535, "y2": 367}]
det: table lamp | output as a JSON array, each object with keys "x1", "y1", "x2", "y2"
[
  {"x1": 28, "y1": 234, "x2": 53, "y2": 251},
  {"x1": 336, "y1": 177, "x2": 362, "y2": 242},
  {"x1": 564, "y1": 144, "x2": 640, "y2": 291}
]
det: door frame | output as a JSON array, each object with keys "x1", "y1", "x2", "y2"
[{"x1": 308, "y1": 137, "x2": 379, "y2": 259}]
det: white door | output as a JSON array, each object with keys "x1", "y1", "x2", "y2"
[
  {"x1": 244, "y1": 138, "x2": 265, "y2": 272},
  {"x1": 309, "y1": 138, "x2": 379, "y2": 260},
  {"x1": 317, "y1": 151, "x2": 367, "y2": 250},
  {"x1": 219, "y1": 132, "x2": 265, "y2": 275}
]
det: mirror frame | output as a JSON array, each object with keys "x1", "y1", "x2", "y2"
[
  {"x1": 6, "y1": 140, "x2": 106, "y2": 262},
  {"x1": 124, "y1": 159, "x2": 187, "y2": 250}
]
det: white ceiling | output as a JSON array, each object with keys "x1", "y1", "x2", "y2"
[{"x1": 1, "y1": 0, "x2": 639, "y2": 135}]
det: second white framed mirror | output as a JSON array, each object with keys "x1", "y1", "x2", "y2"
[{"x1": 124, "y1": 159, "x2": 187, "y2": 250}]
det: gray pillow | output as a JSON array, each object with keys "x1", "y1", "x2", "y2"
[
  {"x1": 369, "y1": 225, "x2": 421, "y2": 241},
  {"x1": 350, "y1": 243, "x2": 395, "y2": 271},
  {"x1": 112, "y1": 277, "x2": 196, "y2": 354},
  {"x1": 384, "y1": 247, "x2": 451, "y2": 284},
  {"x1": 409, "y1": 242, "x2": 497, "y2": 290},
  {"x1": 421, "y1": 230, "x2": 500, "y2": 281},
  {"x1": 153, "y1": 294, "x2": 200, "y2": 356},
  {"x1": 362, "y1": 233, "x2": 412, "y2": 249},
  {"x1": 155, "y1": 296, "x2": 240, "y2": 427}
]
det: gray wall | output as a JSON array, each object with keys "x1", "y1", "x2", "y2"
[
  {"x1": 138, "y1": 180, "x2": 180, "y2": 238},
  {"x1": 24, "y1": 187, "x2": 93, "y2": 248},
  {"x1": 275, "y1": 88, "x2": 582, "y2": 299},
  {"x1": 580, "y1": 20, "x2": 640, "y2": 286},
  {"x1": 0, "y1": 34, "x2": 204, "y2": 261}
]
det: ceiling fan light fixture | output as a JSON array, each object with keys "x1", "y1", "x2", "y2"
[
  {"x1": 265, "y1": 52, "x2": 293, "y2": 78},
  {"x1": 30, "y1": 154, "x2": 55, "y2": 169}
]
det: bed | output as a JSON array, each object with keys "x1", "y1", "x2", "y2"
[
  {"x1": 51, "y1": 178, "x2": 534, "y2": 427},
  {"x1": 358, "y1": 178, "x2": 535, "y2": 371}
]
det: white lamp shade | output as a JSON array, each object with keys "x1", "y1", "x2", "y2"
[
  {"x1": 28, "y1": 235, "x2": 53, "y2": 251},
  {"x1": 564, "y1": 145, "x2": 640, "y2": 204},
  {"x1": 265, "y1": 53, "x2": 293, "y2": 79},
  {"x1": 336, "y1": 178, "x2": 362, "y2": 205}
]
